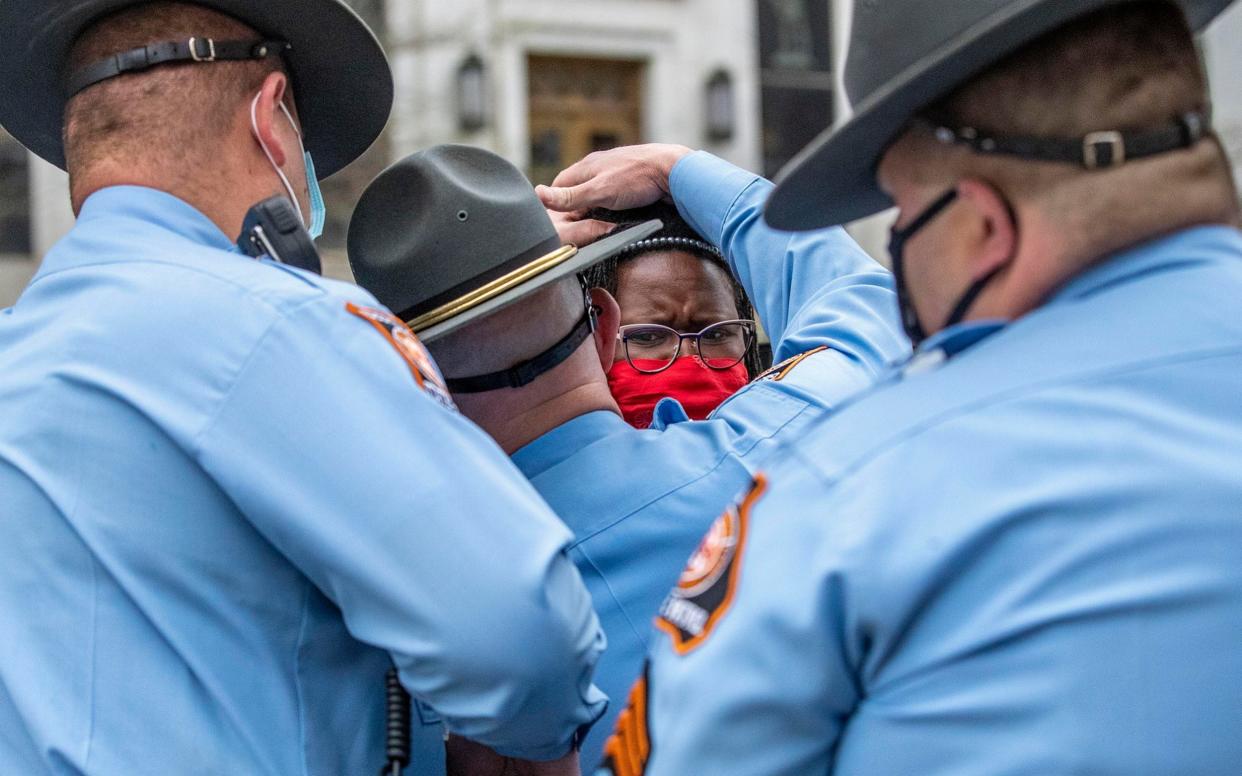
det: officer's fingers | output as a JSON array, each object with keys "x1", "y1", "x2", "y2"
[
  {"x1": 570, "y1": 218, "x2": 614, "y2": 247},
  {"x1": 546, "y1": 206, "x2": 582, "y2": 232},
  {"x1": 535, "y1": 184, "x2": 568, "y2": 211},
  {"x1": 548, "y1": 155, "x2": 600, "y2": 191},
  {"x1": 537, "y1": 181, "x2": 604, "y2": 213},
  {"x1": 552, "y1": 214, "x2": 613, "y2": 247},
  {"x1": 546, "y1": 208, "x2": 578, "y2": 242}
]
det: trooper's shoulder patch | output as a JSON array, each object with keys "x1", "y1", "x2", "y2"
[
  {"x1": 755, "y1": 345, "x2": 830, "y2": 382},
  {"x1": 346, "y1": 303, "x2": 456, "y2": 411},
  {"x1": 600, "y1": 664, "x2": 651, "y2": 776},
  {"x1": 655, "y1": 475, "x2": 768, "y2": 654}
]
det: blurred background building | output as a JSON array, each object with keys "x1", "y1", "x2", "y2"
[{"x1": 3, "y1": 0, "x2": 1241, "y2": 305}]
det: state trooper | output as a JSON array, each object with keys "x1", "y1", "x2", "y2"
[
  {"x1": 0, "y1": 3, "x2": 606, "y2": 774},
  {"x1": 347, "y1": 143, "x2": 908, "y2": 770},
  {"x1": 602, "y1": 1, "x2": 1242, "y2": 774}
]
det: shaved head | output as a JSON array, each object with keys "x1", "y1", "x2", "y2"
[
  {"x1": 423, "y1": 272, "x2": 623, "y2": 454},
  {"x1": 65, "y1": 2, "x2": 285, "y2": 183},
  {"x1": 884, "y1": 1, "x2": 1238, "y2": 265},
  {"x1": 428, "y1": 276, "x2": 585, "y2": 379}
]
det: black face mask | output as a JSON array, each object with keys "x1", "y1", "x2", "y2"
[{"x1": 886, "y1": 187, "x2": 1017, "y2": 347}]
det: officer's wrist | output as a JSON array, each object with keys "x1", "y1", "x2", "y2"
[{"x1": 655, "y1": 144, "x2": 695, "y2": 195}]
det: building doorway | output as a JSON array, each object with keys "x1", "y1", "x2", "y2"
[{"x1": 527, "y1": 55, "x2": 645, "y2": 185}]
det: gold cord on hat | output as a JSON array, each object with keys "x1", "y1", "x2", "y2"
[{"x1": 405, "y1": 244, "x2": 580, "y2": 333}]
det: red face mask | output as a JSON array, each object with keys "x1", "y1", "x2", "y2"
[{"x1": 607, "y1": 357, "x2": 750, "y2": 428}]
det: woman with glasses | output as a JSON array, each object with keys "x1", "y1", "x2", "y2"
[
  {"x1": 527, "y1": 145, "x2": 906, "y2": 768},
  {"x1": 583, "y1": 203, "x2": 766, "y2": 427}
]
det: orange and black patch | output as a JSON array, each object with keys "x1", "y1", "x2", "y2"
[
  {"x1": 755, "y1": 345, "x2": 830, "y2": 382},
  {"x1": 346, "y1": 302, "x2": 456, "y2": 411},
  {"x1": 655, "y1": 475, "x2": 768, "y2": 654},
  {"x1": 601, "y1": 665, "x2": 651, "y2": 776}
]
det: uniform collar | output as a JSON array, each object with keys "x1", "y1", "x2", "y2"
[
  {"x1": 650, "y1": 397, "x2": 692, "y2": 429},
  {"x1": 1047, "y1": 224, "x2": 1240, "y2": 305},
  {"x1": 78, "y1": 185, "x2": 237, "y2": 250},
  {"x1": 511, "y1": 410, "x2": 632, "y2": 479},
  {"x1": 34, "y1": 186, "x2": 237, "y2": 284},
  {"x1": 916, "y1": 319, "x2": 1007, "y2": 359},
  {"x1": 897, "y1": 319, "x2": 1005, "y2": 378}
]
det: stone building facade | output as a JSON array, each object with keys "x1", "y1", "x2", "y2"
[{"x1": 3, "y1": 0, "x2": 1240, "y2": 304}]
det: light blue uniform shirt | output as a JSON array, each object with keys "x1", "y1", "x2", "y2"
[
  {"x1": 511, "y1": 152, "x2": 908, "y2": 770},
  {"x1": 630, "y1": 226, "x2": 1242, "y2": 775},
  {"x1": 0, "y1": 187, "x2": 605, "y2": 775}
]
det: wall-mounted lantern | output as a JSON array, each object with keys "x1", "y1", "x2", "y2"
[
  {"x1": 457, "y1": 53, "x2": 487, "y2": 133},
  {"x1": 705, "y1": 69, "x2": 736, "y2": 143}
]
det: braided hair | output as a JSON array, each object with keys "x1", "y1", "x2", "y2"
[{"x1": 582, "y1": 202, "x2": 764, "y2": 378}]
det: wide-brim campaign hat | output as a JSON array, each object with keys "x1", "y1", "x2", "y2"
[
  {"x1": 348, "y1": 144, "x2": 661, "y2": 343},
  {"x1": 765, "y1": 0, "x2": 1235, "y2": 231},
  {"x1": 0, "y1": 0, "x2": 392, "y2": 179}
]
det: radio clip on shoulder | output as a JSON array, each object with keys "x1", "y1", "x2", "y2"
[{"x1": 237, "y1": 195, "x2": 323, "y2": 276}]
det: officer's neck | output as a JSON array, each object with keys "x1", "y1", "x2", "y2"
[
  {"x1": 452, "y1": 362, "x2": 621, "y2": 455},
  {"x1": 951, "y1": 153, "x2": 1241, "y2": 329},
  {"x1": 70, "y1": 156, "x2": 267, "y2": 244}
]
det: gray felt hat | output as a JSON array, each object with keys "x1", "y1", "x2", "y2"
[
  {"x1": 765, "y1": 0, "x2": 1235, "y2": 231},
  {"x1": 348, "y1": 144, "x2": 661, "y2": 343},
  {"x1": 0, "y1": 0, "x2": 392, "y2": 179}
]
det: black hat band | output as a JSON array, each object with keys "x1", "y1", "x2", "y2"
[
  {"x1": 929, "y1": 111, "x2": 1210, "y2": 171},
  {"x1": 67, "y1": 38, "x2": 291, "y2": 97}
]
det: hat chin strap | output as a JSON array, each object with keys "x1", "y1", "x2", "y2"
[
  {"x1": 444, "y1": 308, "x2": 596, "y2": 394},
  {"x1": 66, "y1": 38, "x2": 289, "y2": 97},
  {"x1": 929, "y1": 111, "x2": 1210, "y2": 170}
]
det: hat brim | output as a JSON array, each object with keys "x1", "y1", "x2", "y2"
[
  {"x1": 764, "y1": 0, "x2": 1235, "y2": 231},
  {"x1": 0, "y1": 0, "x2": 392, "y2": 179},
  {"x1": 417, "y1": 219, "x2": 663, "y2": 343}
]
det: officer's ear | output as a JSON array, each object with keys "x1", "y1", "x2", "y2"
[
  {"x1": 250, "y1": 71, "x2": 295, "y2": 167},
  {"x1": 588, "y1": 287, "x2": 620, "y2": 370},
  {"x1": 956, "y1": 177, "x2": 1020, "y2": 283}
]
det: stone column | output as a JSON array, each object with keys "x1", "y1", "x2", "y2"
[
  {"x1": 1203, "y1": 3, "x2": 1242, "y2": 188},
  {"x1": 30, "y1": 154, "x2": 75, "y2": 257}
]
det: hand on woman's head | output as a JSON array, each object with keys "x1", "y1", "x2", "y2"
[
  {"x1": 537, "y1": 143, "x2": 693, "y2": 214},
  {"x1": 547, "y1": 208, "x2": 614, "y2": 248}
]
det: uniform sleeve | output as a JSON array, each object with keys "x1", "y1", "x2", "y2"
[
  {"x1": 192, "y1": 296, "x2": 606, "y2": 762},
  {"x1": 669, "y1": 151, "x2": 908, "y2": 369}
]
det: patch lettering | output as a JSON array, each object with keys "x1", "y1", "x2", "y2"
[
  {"x1": 346, "y1": 303, "x2": 456, "y2": 411},
  {"x1": 755, "y1": 345, "x2": 830, "y2": 382},
  {"x1": 600, "y1": 665, "x2": 651, "y2": 776},
  {"x1": 655, "y1": 475, "x2": 768, "y2": 654}
]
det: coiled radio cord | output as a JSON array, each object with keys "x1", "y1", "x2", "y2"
[{"x1": 381, "y1": 667, "x2": 412, "y2": 776}]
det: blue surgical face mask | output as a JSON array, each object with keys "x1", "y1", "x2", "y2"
[
  {"x1": 250, "y1": 93, "x2": 327, "y2": 241},
  {"x1": 302, "y1": 150, "x2": 326, "y2": 240}
]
